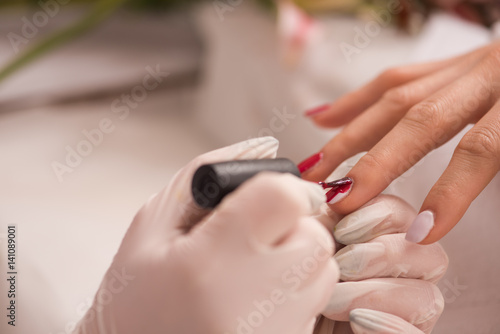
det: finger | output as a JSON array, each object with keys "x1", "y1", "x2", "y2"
[
  {"x1": 197, "y1": 172, "x2": 325, "y2": 246},
  {"x1": 313, "y1": 152, "x2": 365, "y2": 239},
  {"x1": 303, "y1": 53, "x2": 487, "y2": 182},
  {"x1": 330, "y1": 58, "x2": 497, "y2": 215},
  {"x1": 290, "y1": 240, "x2": 340, "y2": 317},
  {"x1": 409, "y1": 100, "x2": 500, "y2": 244},
  {"x1": 236, "y1": 217, "x2": 339, "y2": 334},
  {"x1": 307, "y1": 45, "x2": 492, "y2": 128},
  {"x1": 275, "y1": 216, "x2": 339, "y2": 293},
  {"x1": 307, "y1": 56, "x2": 466, "y2": 128},
  {"x1": 335, "y1": 233, "x2": 448, "y2": 283},
  {"x1": 322, "y1": 278, "x2": 444, "y2": 333},
  {"x1": 350, "y1": 309, "x2": 425, "y2": 334},
  {"x1": 334, "y1": 195, "x2": 416, "y2": 245},
  {"x1": 133, "y1": 137, "x2": 279, "y2": 242}
]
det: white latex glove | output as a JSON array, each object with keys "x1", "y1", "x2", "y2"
[
  {"x1": 313, "y1": 154, "x2": 448, "y2": 334},
  {"x1": 74, "y1": 137, "x2": 340, "y2": 334}
]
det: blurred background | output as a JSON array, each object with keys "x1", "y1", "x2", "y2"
[{"x1": 0, "y1": 0, "x2": 498, "y2": 333}]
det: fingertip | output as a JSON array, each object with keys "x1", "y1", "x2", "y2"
[
  {"x1": 405, "y1": 211, "x2": 435, "y2": 244},
  {"x1": 217, "y1": 173, "x2": 326, "y2": 246},
  {"x1": 304, "y1": 104, "x2": 331, "y2": 118},
  {"x1": 328, "y1": 153, "x2": 395, "y2": 215},
  {"x1": 417, "y1": 217, "x2": 452, "y2": 245}
]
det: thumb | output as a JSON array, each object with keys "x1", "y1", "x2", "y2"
[
  {"x1": 128, "y1": 137, "x2": 280, "y2": 245},
  {"x1": 192, "y1": 172, "x2": 325, "y2": 246}
]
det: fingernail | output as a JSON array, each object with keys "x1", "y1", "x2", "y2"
[
  {"x1": 325, "y1": 177, "x2": 353, "y2": 204},
  {"x1": 405, "y1": 210, "x2": 434, "y2": 243},
  {"x1": 350, "y1": 309, "x2": 406, "y2": 334},
  {"x1": 304, "y1": 104, "x2": 330, "y2": 117},
  {"x1": 298, "y1": 152, "x2": 323, "y2": 174}
]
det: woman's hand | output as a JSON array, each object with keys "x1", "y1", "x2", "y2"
[{"x1": 301, "y1": 42, "x2": 500, "y2": 244}]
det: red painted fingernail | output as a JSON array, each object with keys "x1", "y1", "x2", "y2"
[
  {"x1": 298, "y1": 152, "x2": 323, "y2": 174},
  {"x1": 304, "y1": 104, "x2": 330, "y2": 117},
  {"x1": 323, "y1": 177, "x2": 353, "y2": 204}
]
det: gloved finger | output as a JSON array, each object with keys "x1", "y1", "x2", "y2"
[
  {"x1": 409, "y1": 101, "x2": 500, "y2": 244},
  {"x1": 305, "y1": 56, "x2": 465, "y2": 128},
  {"x1": 285, "y1": 239, "x2": 340, "y2": 331},
  {"x1": 276, "y1": 216, "x2": 339, "y2": 293},
  {"x1": 314, "y1": 205, "x2": 343, "y2": 250},
  {"x1": 250, "y1": 218, "x2": 340, "y2": 334},
  {"x1": 335, "y1": 233, "x2": 448, "y2": 283},
  {"x1": 132, "y1": 137, "x2": 279, "y2": 242},
  {"x1": 184, "y1": 184, "x2": 338, "y2": 334},
  {"x1": 200, "y1": 172, "x2": 325, "y2": 246},
  {"x1": 322, "y1": 278, "x2": 444, "y2": 334},
  {"x1": 350, "y1": 309, "x2": 425, "y2": 334},
  {"x1": 334, "y1": 195, "x2": 416, "y2": 245}
]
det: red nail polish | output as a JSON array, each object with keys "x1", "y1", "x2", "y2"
[
  {"x1": 298, "y1": 152, "x2": 323, "y2": 174},
  {"x1": 321, "y1": 177, "x2": 353, "y2": 204},
  {"x1": 304, "y1": 104, "x2": 330, "y2": 117}
]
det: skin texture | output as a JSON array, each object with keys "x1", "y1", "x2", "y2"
[{"x1": 302, "y1": 41, "x2": 500, "y2": 244}]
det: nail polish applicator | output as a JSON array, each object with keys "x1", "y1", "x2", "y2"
[{"x1": 191, "y1": 158, "x2": 352, "y2": 208}]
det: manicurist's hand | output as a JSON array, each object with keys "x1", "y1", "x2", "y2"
[
  {"x1": 300, "y1": 42, "x2": 500, "y2": 244},
  {"x1": 74, "y1": 137, "x2": 339, "y2": 334}
]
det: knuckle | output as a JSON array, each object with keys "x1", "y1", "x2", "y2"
[
  {"x1": 429, "y1": 182, "x2": 458, "y2": 203},
  {"x1": 381, "y1": 86, "x2": 413, "y2": 106},
  {"x1": 402, "y1": 100, "x2": 447, "y2": 135},
  {"x1": 457, "y1": 127, "x2": 500, "y2": 161},
  {"x1": 378, "y1": 67, "x2": 410, "y2": 85},
  {"x1": 358, "y1": 151, "x2": 387, "y2": 173}
]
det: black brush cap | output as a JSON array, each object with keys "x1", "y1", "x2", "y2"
[{"x1": 191, "y1": 158, "x2": 300, "y2": 208}]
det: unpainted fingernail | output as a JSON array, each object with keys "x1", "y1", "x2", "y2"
[{"x1": 405, "y1": 210, "x2": 434, "y2": 243}]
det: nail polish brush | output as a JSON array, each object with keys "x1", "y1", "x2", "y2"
[{"x1": 192, "y1": 158, "x2": 352, "y2": 208}]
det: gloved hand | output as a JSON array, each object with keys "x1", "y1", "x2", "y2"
[
  {"x1": 313, "y1": 154, "x2": 448, "y2": 334},
  {"x1": 74, "y1": 137, "x2": 340, "y2": 334}
]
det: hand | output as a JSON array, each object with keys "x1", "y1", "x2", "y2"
[
  {"x1": 301, "y1": 42, "x2": 500, "y2": 244},
  {"x1": 313, "y1": 154, "x2": 448, "y2": 334},
  {"x1": 73, "y1": 137, "x2": 339, "y2": 334}
]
